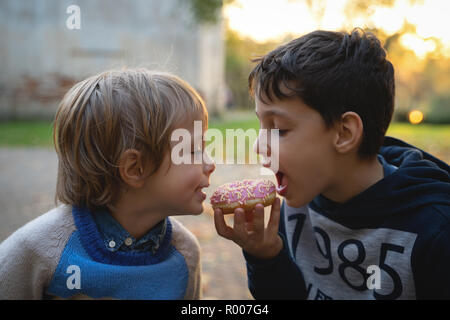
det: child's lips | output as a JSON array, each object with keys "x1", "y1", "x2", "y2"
[
  {"x1": 275, "y1": 172, "x2": 288, "y2": 196},
  {"x1": 196, "y1": 184, "x2": 209, "y2": 201},
  {"x1": 197, "y1": 190, "x2": 207, "y2": 201}
]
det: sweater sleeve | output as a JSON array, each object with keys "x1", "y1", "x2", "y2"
[
  {"x1": 0, "y1": 229, "x2": 47, "y2": 299},
  {"x1": 169, "y1": 218, "x2": 202, "y2": 300},
  {"x1": 244, "y1": 201, "x2": 308, "y2": 299},
  {"x1": 243, "y1": 232, "x2": 308, "y2": 300},
  {"x1": 0, "y1": 206, "x2": 76, "y2": 300},
  {"x1": 418, "y1": 219, "x2": 450, "y2": 299}
]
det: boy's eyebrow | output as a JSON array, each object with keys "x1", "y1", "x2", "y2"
[{"x1": 255, "y1": 108, "x2": 290, "y2": 119}]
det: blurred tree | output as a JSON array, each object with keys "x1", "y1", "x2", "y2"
[
  {"x1": 427, "y1": 94, "x2": 450, "y2": 124},
  {"x1": 186, "y1": 0, "x2": 234, "y2": 24},
  {"x1": 224, "y1": 0, "x2": 450, "y2": 122},
  {"x1": 225, "y1": 29, "x2": 282, "y2": 109}
]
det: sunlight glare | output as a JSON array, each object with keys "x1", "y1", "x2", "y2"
[
  {"x1": 224, "y1": 0, "x2": 316, "y2": 42},
  {"x1": 409, "y1": 110, "x2": 424, "y2": 125},
  {"x1": 224, "y1": 0, "x2": 450, "y2": 57},
  {"x1": 400, "y1": 33, "x2": 436, "y2": 59}
]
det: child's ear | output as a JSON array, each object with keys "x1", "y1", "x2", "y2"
[
  {"x1": 333, "y1": 111, "x2": 364, "y2": 155},
  {"x1": 119, "y1": 149, "x2": 146, "y2": 188}
]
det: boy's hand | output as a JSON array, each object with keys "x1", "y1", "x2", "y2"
[{"x1": 214, "y1": 197, "x2": 283, "y2": 259}]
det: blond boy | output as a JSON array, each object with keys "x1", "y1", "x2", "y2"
[{"x1": 0, "y1": 69, "x2": 215, "y2": 299}]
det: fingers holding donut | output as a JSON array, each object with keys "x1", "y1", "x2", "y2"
[
  {"x1": 252, "y1": 203, "x2": 266, "y2": 236},
  {"x1": 213, "y1": 184, "x2": 283, "y2": 259},
  {"x1": 213, "y1": 207, "x2": 233, "y2": 240}
]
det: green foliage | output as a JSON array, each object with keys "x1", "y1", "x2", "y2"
[
  {"x1": 225, "y1": 29, "x2": 282, "y2": 109},
  {"x1": 426, "y1": 95, "x2": 450, "y2": 124},
  {"x1": 225, "y1": 31, "x2": 254, "y2": 109},
  {"x1": 225, "y1": 22, "x2": 450, "y2": 123},
  {"x1": 186, "y1": 0, "x2": 224, "y2": 24}
]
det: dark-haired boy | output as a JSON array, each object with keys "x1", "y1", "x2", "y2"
[{"x1": 214, "y1": 28, "x2": 450, "y2": 299}]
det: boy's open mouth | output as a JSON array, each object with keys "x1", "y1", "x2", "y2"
[{"x1": 275, "y1": 171, "x2": 288, "y2": 196}]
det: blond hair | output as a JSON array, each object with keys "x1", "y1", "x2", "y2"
[{"x1": 53, "y1": 68, "x2": 207, "y2": 211}]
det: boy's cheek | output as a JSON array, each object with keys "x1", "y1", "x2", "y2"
[{"x1": 276, "y1": 145, "x2": 290, "y2": 168}]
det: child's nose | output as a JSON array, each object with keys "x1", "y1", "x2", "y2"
[
  {"x1": 253, "y1": 130, "x2": 271, "y2": 157},
  {"x1": 203, "y1": 152, "x2": 215, "y2": 175}
]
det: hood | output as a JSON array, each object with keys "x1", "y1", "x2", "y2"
[
  {"x1": 381, "y1": 136, "x2": 449, "y2": 173},
  {"x1": 333, "y1": 136, "x2": 450, "y2": 220}
]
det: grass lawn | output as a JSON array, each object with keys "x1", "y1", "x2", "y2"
[
  {"x1": 386, "y1": 123, "x2": 450, "y2": 163},
  {"x1": 0, "y1": 114, "x2": 449, "y2": 164},
  {"x1": 0, "y1": 121, "x2": 54, "y2": 148}
]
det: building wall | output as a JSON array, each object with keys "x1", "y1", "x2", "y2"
[{"x1": 0, "y1": 0, "x2": 225, "y2": 119}]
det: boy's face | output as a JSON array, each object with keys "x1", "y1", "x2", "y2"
[
  {"x1": 142, "y1": 119, "x2": 215, "y2": 215},
  {"x1": 255, "y1": 95, "x2": 338, "y2": 208}
]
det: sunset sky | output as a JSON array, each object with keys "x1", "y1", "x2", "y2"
[{"x1": 223, "y1": 0, "x2": 450, "y2": 58}]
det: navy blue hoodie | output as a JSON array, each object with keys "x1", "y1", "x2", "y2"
[{"x1": 244, "y1": 137, "x2": 450, "y2": 300}]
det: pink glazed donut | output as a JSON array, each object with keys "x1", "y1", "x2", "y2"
[{"x1": 210, "y1": 179, "x2": 276, "y2": 214}]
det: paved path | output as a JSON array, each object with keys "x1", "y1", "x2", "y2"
[{"x1": 0, "y1": 147, "x2": 276, "y2": 300}]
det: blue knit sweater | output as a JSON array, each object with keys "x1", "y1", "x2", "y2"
[{"x1": 0, "y1": 205, "x2": 202, "y2": 300}]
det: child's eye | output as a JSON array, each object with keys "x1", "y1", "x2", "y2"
[{"x1": 275, "y1": 129, "x2": 288, "y2": 136}]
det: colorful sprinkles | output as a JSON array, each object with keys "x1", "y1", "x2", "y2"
[{"x1": 210, "y1": 179, "x2": 276, "y2": 206}]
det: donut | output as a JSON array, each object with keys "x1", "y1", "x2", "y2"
[{"x1": 210, "y1": 179, "x2": 276, "y2": 214}]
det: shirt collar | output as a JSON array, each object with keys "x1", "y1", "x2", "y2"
[{"x1": 92, "y1": 208, "x2": 167, "y2": 253}]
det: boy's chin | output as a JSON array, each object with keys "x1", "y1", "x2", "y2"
[
  {"x1": 173, "y1": 202, "x2": 204, "y2": 216},
  {"x1": 188, "y1": 202, "x2": 205, "y2": 215},
  {"x1": 284, "y1": 196, "x2": 309, "y2": 209}
]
